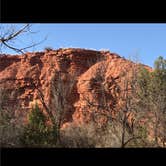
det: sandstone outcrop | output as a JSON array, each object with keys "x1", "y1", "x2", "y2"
[{"x1": 0, "y1": 48, "x2": 151, "y2": 127}]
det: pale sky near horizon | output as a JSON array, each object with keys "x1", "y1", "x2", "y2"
[{"x1": 1, "y1": 23, "x2": 166, "y2": 67}]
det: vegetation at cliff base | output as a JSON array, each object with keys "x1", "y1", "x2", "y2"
[{"x1": 0, "y1": 56, "x2": 165, "y2": 148}]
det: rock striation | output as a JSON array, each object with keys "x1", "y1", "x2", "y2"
[{"x1": 0, "y1": 48, "x2": 151, "y2": 127}]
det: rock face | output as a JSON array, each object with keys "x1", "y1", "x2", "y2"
[{"x1": 0, "y1": 48, "x2": 151, "y2": 127}]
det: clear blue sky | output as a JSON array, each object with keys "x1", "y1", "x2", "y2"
[{"x1": 1, "y1": 24, "x2": 166, "y2": 67}]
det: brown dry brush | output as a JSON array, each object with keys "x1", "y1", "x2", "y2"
[{"x1": 0, "y1": 87, "x2": 25, "y2": 147}]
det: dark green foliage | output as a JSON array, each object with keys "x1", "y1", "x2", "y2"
[
  {"x1": 154, "y1": 56, "x2": 166, "y2": 71},
  {"x1": 20, "y1": 103, "x2": 57, "y2": 147},
  {"x1": 28, "y1": 104, "x2": 46, "y2": 129},
  {"x1": 153, "y1": 56, "x2": 166, "y2": 110},
  {"x1": 139, "y1": 56, "x2": 166, "y2": 109},
  {"x1": 44, "y1": 47, "x2": 53, "y2": 52},
  {"x1": 136, "y1": 56, "x2": 166, "y2": 146}
]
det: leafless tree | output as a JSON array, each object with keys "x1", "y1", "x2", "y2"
[
  {"x1": 117, "y1": 65, "x2": 141, "y2": 147},
  {"x1": 79, "y1": 59, "x2": 144, "y2": 147},
  {"x1": 0, "y1": 66, "x2": 77, "y2": 146},
  {"x1": 49, "y1": 70, "x2": 77, "y2": 144},
  {"x1": 21, "y1": 71, "x2": 77, "y2": 145},
  {"x1": 0, "y1": 24, "x2": 46, "y2": 54}
]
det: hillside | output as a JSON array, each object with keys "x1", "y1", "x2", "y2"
[{"x1": 0, "y1": 48, "x2": 151, "y2": 127}]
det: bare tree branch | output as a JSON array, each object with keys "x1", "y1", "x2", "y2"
[
  {"x1": 123, "y1": 136, "x2": 141, "y2": 147},
  {"x1": 0, "y1": 24, "x2": 47, "y2": 54},
  {"x1": 1, "y1": 40, "x2": 24, "y2": 54},
  {"x1": 0, "y1": 24, "x2": 30, "y2": 42}
]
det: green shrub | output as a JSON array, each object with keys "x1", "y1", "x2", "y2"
[
  {"x1": 20, "y1": 103, "x2": 57, "y2": 147},
  {"x1": 44, "y1": 47, "x2": 53, "y2": 52}
]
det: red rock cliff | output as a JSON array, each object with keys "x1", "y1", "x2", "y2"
[{"x1": 0, "y1": 48, "x2": 151, "y2": 127}]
